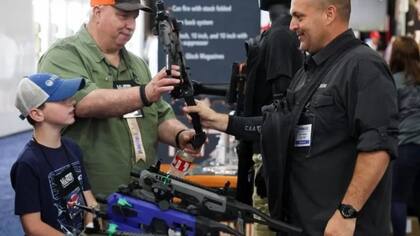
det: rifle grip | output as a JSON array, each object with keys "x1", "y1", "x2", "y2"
[
  {"x1": 190, "y1": 131, "x2": 206, "y2": 149},
  {"x1": 165, "y1": 68, "x2": 171, "y2": 76}
]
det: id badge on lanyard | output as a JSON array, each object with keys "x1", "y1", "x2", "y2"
[
  {"x1": 295, "y1": 124, "x2": 312, "y2": 147},
  {"x1": 294, "y1": 108, "x2": 314, "y2": 148},
  {"x1": 113, "y1": 80, "x2": 146, "y2": 162}
]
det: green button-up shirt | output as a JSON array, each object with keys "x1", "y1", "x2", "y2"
[{"x1": 38, "y1": 25, "x2": 175, "y2": 195}]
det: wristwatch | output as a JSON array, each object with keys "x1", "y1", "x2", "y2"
[{"x1": 338, "y1": 203, "x2": 358, "y2": 219}]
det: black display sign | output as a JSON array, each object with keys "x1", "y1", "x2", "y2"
[{"x1": 158, "y1": 0, "x2": 260, "y2": 84}]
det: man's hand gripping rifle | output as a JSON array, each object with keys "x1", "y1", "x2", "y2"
[{"x1": 154, "y1": 0, "x2": 206, "y2": 149}]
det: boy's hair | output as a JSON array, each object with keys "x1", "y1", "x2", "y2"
[{"x1": 15, "y1": 73, "x2": 85, "y2": 122}]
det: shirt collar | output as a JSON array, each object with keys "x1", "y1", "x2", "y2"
[
  {"x1": 308, "y1": 29, "x2": 356, "y2": 69},
  {"x1": 303, "y1": 52, "x2": 315, "y2": 71},
  {"x1": 77, "y1": 25, "x2": 104, "y2": 63}
]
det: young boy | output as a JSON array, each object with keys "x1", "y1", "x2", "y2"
[{"x1": 11, "y1": 73, "x2": 97, "y2": 235}]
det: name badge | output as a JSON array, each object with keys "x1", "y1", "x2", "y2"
[
  {"x1": 113, "y1": 80, "x2": 144, "y2": 118},
  {"x1": 294, "y1": 124, "x2": 312, "y2": 147}
]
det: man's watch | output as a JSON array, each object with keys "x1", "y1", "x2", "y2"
[{"x1": 338, "y1": 203, "x2": 358, "y2": 219}]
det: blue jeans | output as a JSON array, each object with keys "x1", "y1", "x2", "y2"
[{"x1": 391, "y1": 143, "x2": 420, "y2": 236}]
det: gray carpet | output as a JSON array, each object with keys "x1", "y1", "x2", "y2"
[{"x1": 0, "y1": 131, "x2": 31, "y2": 235}]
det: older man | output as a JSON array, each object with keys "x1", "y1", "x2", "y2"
[{"x1": 38, "y1": 0, "x2": 200, "y2": 196}]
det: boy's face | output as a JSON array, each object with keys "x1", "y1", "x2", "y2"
[{"x1": 33, "y1": 98, "x2": 77, "y2": 126}]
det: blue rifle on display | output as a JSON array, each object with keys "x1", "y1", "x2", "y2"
[
  {"x1": 154, "y1": 0, "x2": 206, "y2": 149},
  {"x1": 74, "y1": 194, "x2": 237, "y2": 236},
  {"x1": 105, "y1": 192, "x2": 241, "y2": 236},
  {"x1": 72, "y1": 203, "x2": 149, "y2": 236},
  {"x1": 75, "y1": 163, "x2": 302, "y2": 235},
  {"x1": 128, "y1": 163, "x2": 303, "y2": 235}
]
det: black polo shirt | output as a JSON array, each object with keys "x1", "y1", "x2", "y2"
[{"x1": 285, "y1": 30, "x2": 398, "y2": 235}]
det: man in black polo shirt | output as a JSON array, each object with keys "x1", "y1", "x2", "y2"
[
  {"x1": 273, "y1": 0, "x2": 397, "y2": 234},
  {"x1": 185, "y1": 0, "x2": 398, "y2": 235}
]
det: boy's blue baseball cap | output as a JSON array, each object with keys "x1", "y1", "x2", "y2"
[{"x1": 15, "y1": 73, "x2": 85, "y2": 119}]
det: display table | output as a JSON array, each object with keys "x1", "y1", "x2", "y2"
[{"x1": 160, "y1": 164, "x2": 237, "y2": 188}]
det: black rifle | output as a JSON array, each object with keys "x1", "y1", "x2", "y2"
[
  {"x1": 76, "y1": 162, "x2": 302, "y2": 235},
  {"x1": 191, "y1": 80, "x2": 228, "y2": 97},
  {"x1": 129, "y1": 163, "x2": 303, "y2": 235},
  {"x1": 154, "y1": 0, "x2": 206, "y2": 149},
  {"x1": 192, "y1": 62, "x2": 246, "y2": 114}
]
